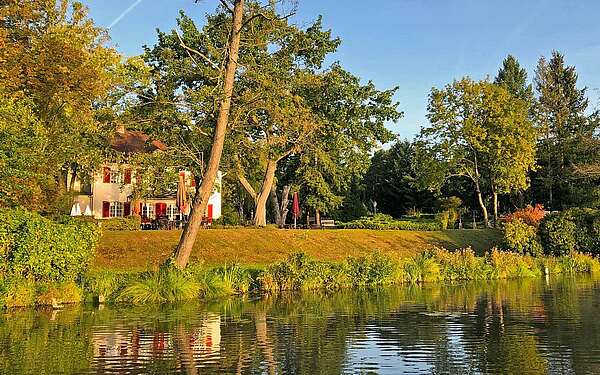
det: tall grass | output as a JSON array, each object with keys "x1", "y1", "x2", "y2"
[
  {"x1": 258, "y1": 249, "x2": 600, "y2": 292},
  {"x1": 3, "y1": 248, "x2": 600, "y2": 308}
]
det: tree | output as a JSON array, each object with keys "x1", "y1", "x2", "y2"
[
  {"x1": 494, "y1": 54, "x2": 533, "y2": 103},
  {"x1": 532, "y1": 51, "x2": 598, "y2": 209},
  {"x1": 418, "y1": 78, "x2": 535, "y2": 227},
  {"x1": 0, "y1": 0, "x2": 120, "y2": 212},
  {"x1": 231, "y1": 16, "x2": 339, "y2": 226},
  {"x1": 363, "y1": 140, "x2": 436, "y2": 218},
  {"x1": 173, "y1": 0, "x2": 245, "y2": 267},
  {"x1": 291, "y1": 65, "x2": 400, "y2": 223}
]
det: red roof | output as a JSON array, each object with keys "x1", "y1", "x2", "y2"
[{"x1": 110, "y1": 130, "x2": 167, "y2": 154}]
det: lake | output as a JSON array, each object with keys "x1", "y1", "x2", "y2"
[{"x1": 1, "y1": 276, "x2": 600, "y2": 374}]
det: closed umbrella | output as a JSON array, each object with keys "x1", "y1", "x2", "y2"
[
  {"x1": 70, "y1": 202, "x2": 81, "y2": 216},
  {"x1": 83, "y1": 204, "x2": 92, "y2": 216},
  {"x1": 176, "y1": 171, "x2": 188, "y2": 218},
  {"x1": 292, "y1": 192, "x2": 300, "y2": 229}
]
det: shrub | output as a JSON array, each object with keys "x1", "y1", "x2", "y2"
[
  {"x1": 436, "y1": 211, "x2": 449, "y2": 230},
  {"x1": 432, "y1": 248, "x2": 491, "y2": 280},
  {"x1": 502, "y1": 219, "x2": 543, "y2": 256},
  {"x1": 0, "y1": 208, "x2": 101, "y2": 282},
  {"x1": 538, "y1": 209, "x2": 600, "y2": 256},
  {"x1": 36, "y1": 281, "x2": 83, "y2": 305},
  {"x1": 538, "y1": 212, "x2": 577, "y2": 256},
  {"x1": 1, "y1": 278, "x2": 36, "y2": 308},
  {"x1": 99, "y1": 216, "x2": 141, "y2": 231},
  {"x1": 340, "y1": 213, "x2": 443, "y2": 231},
  {"x1": 503, "y1": 204, "x2": 546, "y2": 227}
]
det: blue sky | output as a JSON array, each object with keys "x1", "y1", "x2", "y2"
[{"x1": 82, "y1": 0, "x2": 600, "y2": 139}]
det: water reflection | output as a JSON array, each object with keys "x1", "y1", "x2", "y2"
[{"x1": 1, "y1": 276, "x2": 600, "y2": 374}]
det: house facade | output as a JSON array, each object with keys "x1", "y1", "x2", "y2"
[{"x1": 73, "y1": 129, "x2": 221, "y2": 222}]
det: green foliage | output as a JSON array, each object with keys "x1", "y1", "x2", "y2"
[
  {"x1": 538, "y1": 213, "x2": 577, "y2": 256},
  {"x1": 537, "y1": 209, "x2": 600, "y2": 256},
  {"x1": 0, "y1": 208, "x2": 100, "y2": 282},
  {"x1": 340, "y1": 213, "x2": 443, "y2": 231},
  {"x1": 363, "y1": 140, "x2": 437, "y2": 218},
  {"x1": 502, "y1": 219, "x2": 543, "y2": 256},
  {"x1": 403, "y1": 251, "x2": 441, "y2": 283},
  {"x1": 532, "y1": 51, "x2": 599, "y2": 209},
  {"x1": 118, "y1": 267, "x2": 201, "y2": 305},
  {"x1": 100, "y1": 216, "x2": 141, "y2": 231}
]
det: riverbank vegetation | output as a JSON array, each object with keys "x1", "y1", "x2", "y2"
[{"x1": 3, "y1": 247, "x2": 599, "y2": 309}]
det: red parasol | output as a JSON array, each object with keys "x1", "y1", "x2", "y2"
[{"x1": 292, "y1": 191, "x2": 300, "y2": 228}]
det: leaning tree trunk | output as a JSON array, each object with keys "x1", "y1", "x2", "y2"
[
  {"x1": 253, "y1": 160, "x2": 277, "y2": 227},
  {"x1": 174, "y1": 0, "x2": 245, "y2": 268}
]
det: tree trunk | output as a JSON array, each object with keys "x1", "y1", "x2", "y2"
[
  {"x1": 270, "y1": 182, "x2": 281, "y2": 226},
  {"x1": 315, "y1": 209, "x2": 321, "y2": 227},
  {"x1": 173, "y1": 0, "x2": 245, "y2": 269},
  {"x1": 475, "y1": 182, "x2": 489, "y2": 228},
  {"x1": 253, "y1": 160, "x2": 277, "y2": 226},
  {"x1": 492, "y1": 191, "x2": 498, "y2": 228}
]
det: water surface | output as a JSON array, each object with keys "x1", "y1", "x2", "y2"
[{"x1": 2, "y1": 276, "x2": 600, "y2": 374}]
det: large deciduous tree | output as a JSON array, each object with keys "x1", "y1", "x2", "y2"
[
  {"x1": 0, "y1": 0, "x2": 120, "y2": 212},
  {"x1": 417, "y1": 78, "x2": 535, "y2": 227}
]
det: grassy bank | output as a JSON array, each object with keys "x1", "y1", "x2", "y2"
[{"x1": 94, "y1": 228, "x2": 502, "y2": 271}]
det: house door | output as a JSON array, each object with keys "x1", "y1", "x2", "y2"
[{"x1": 155, "y1": 203, "x2": 167, "y2": 217}]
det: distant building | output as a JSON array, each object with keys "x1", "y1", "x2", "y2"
[{"x1": 72, "y1": 127, "x2": 221, "y2": 222}]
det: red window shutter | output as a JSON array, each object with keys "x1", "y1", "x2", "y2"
[
  {"x1": 124, "y1": 202, "x2": 131, "y2": 216},
  {"x1": 103, "y1": 167, "x2": 111, "y2": 183},
  {"x1": 207, "y1": 204, "x2": 213, "y2": 223},
  {"x1": 124, "y1": 169, "x2": 132, "y2": 184},
  {"x1": 102, "y1": 201, "x2": 110, "y2": 218}
]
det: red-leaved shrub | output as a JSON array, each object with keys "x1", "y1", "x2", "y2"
[{"x1": 503, "y1": 204, "x2": 546, "y2": 227}]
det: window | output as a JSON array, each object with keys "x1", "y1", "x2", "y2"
[
  {"x1": 109, "y1": 202, "x2": 124, "y2": 218},
  {"x1": 167, "y1": 204, "x2": 178, "y2": 220},
  {"x1": 142, "y1": 203, "x2": 155, "y2": 219},
  {"x1": 110, "y1": 169, "x2": 123, "y2": 184}
]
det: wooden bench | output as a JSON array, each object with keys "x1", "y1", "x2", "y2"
[{"x1": 321, "y1": 219, "x2": 336, "y2": 229}]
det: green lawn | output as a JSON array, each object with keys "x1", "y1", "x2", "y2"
[{"x1": 94, "y1": 228, "x2": 502, "y2": 271}]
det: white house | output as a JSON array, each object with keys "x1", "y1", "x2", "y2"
[{"x1": 73, "y1": 128, "x2": 221, "y2": 223}]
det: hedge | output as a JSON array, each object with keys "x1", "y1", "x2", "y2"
[{"x1": 340, "y1": 214, "x2": 443, "y2": 231}]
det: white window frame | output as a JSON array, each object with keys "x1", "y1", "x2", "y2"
[
  {"x1": 167, "y1": 204, "x2": 178, "y2": 220},
  {"x1": 142, "y1": 203, "x2": 155, "y2": 219},
  {"x1": 110, "y1": 169, "x2": 123, "y2": 184},
  {"x1": 109, "y1": 202, "x2": 124, "y2": 218}
]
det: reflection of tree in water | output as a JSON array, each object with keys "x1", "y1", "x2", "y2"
[{"x1": 1, "y1": 276, "x2": 600, "y2": 374}]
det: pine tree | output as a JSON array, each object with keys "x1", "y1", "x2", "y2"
[
  {"x1": 495, "y1": 55, "x2": 533, "y2": 103},
  {"x1": 532, "y1": 51, "x2": 596, "y2": 209}
]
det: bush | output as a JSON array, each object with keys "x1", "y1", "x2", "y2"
[
  {"x1": 538, "y1": 208, "x2": 600, "y2": 256},
  {"x1": 503, "y1": 219, "x2": 543, "y2": 256},
  {"x1": 503, "y1": 204, "x2": 546, "y2": 227},
  {"x1": 0, "y1": 208, "x2": 101, "y2": 282},
  {"x1": 340, "y1": 213, "x2": 443, "y2": 231},
  {"x1": 100, "y1": 216, "x2": 141, "y2": 231}
]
